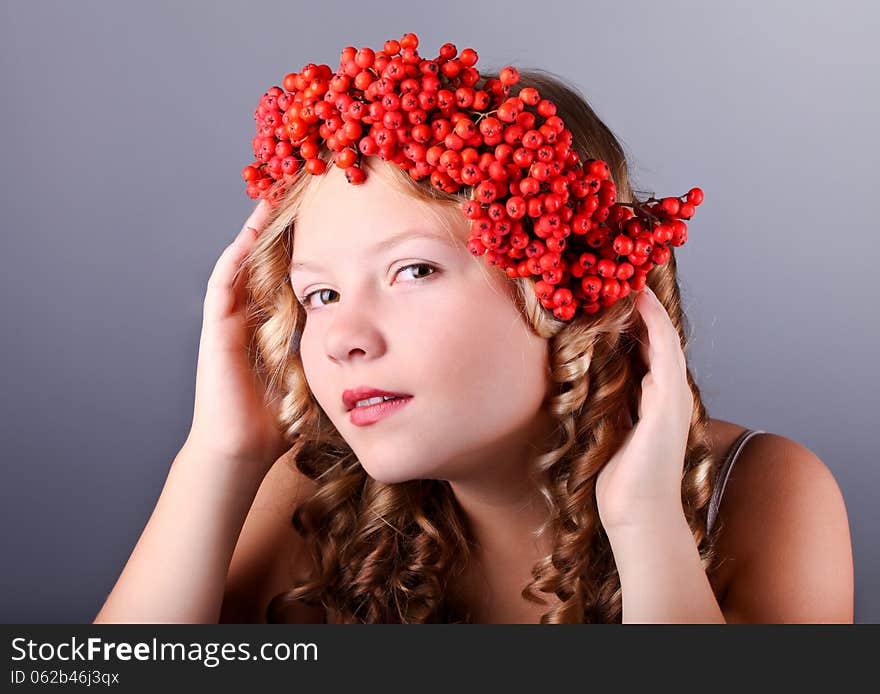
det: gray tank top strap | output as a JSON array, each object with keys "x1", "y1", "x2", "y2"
[{"x1": 707, "y1": 428, "x2": 767, "y2": 534}]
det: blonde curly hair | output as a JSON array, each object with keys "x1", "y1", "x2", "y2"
[{"x1": 240, "y1": 68, "x2": 722, "y2": 622}]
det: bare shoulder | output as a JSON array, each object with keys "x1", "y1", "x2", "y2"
[
  {"x1": 706, "y1": 419, "x2": 854, "y2": 623},
  {"x1": 219, "y1": 450, "x2": 325, "y2": 624},
  {"x1": 706, "y1": 418, "x2": 749, "y2": 461}
]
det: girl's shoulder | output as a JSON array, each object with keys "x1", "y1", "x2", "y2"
[
  {"x1": 229, "y1": 420, "x2": 852, "y2": 623},
  {"x1": 705, "y1": 418, "x2": 853, "y2": 622},
  {"x1": 221, "y1": 451, "x2": 325, "y2": 623},
  {"x1": 706, "y1": 417, "x2": 751, "y2": 467}
]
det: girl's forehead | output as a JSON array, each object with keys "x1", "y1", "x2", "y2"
[
  {"x1": 294, "y1": 193, "x2": 466, "y2": 247},
  {"x1": 297, "y1": 156, "x2": 460, "y2": 216},
  {"x1": 290, "y1": 227, "x2": 463, "y2": 275}
]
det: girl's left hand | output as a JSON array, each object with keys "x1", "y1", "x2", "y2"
[{"x1": 595, "y1": 286, "x2": 694, "y2": 533}]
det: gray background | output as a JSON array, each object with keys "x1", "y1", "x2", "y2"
[{"x1": 2, "y1": 0, "x2": 877, "y2": 623}]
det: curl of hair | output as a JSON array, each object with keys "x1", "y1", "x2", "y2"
[{"x1": 240, "y1": 68, "x2": 724, "y2": 623}]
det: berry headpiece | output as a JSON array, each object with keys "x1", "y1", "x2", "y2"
[{"x1": 242, "y1": 32, "x2": 704, "y2": 322}]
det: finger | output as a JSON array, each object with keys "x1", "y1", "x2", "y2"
[
  {"x1": 240, "y1": 198, "x2": 273, "y2": 239},
  {"x1": 635, "y1": 286, "x2": 685, "y2": 381},
  {"x1": 205, "y1": 200, "x2": 272, "y2": 318},
  {"x1": 207, "y1": 232, "x2": 253, "y2": 298},
  {"x1": 231, "y1": 198, "x2": 274, "y2": 289},
  {"x1": 227, "y1": 198, "x2": 273, "y2": 267}
]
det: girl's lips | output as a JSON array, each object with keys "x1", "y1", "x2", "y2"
[{"x1": 348, "y1": 396, "x2": 413, "y2": 426}]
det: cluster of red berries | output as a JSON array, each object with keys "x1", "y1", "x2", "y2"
[{"x1": 241, "y1": 32, "x2": 704, "y2": 321}]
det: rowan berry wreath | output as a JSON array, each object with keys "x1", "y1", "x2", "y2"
[{"x1": 242, "y1": 32, "x2": 704, "y2": 322}]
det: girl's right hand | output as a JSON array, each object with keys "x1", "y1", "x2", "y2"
[{"x1": 184, "y1": 199, "x2": 288, "y2": 476}]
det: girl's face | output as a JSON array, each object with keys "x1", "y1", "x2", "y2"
[{"x1": 289, "y1": 162, "x2": 554, "y2": 484}]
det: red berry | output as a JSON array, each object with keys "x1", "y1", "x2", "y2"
[
  {"x1": 496, "y1": 103, "x2": 518, "y2": 123},
  {"x1": 335, "y1": 148, "x2": 357, "y2": 168},
  {"x1": 455, "y1": 87, "x2": 475, "y2": 109},
  {"x1": 454, "y1": 118, "x2": 476, "y2": 139},
  {"x1": 244, "y1": 42, "x2": 705, "y2": 324},
  {"x1": 518, "y1": 87, "x2": 540, "y2": 106},
  {"x1": 552, "y1": 288, "x2": 573, "y2": 307},
  {"x1": 612, "y1": 234, "x2": 634, "y2": 256},
  {"x1": 578, "y1": 253, "x2": 597, "y2": 271},
  {"x1": 615, "y1": 262, "x2": 635, "y2": 281},
  {"x1": 546, "y1": 236, "x2": 566, "y2": 253},
  {"x1": 601, "y1": 278, "x2": 621, "y2": 298},
  {"x1": 439, "y1": 42, "x2": 457, "y2": 60},
  {"x1": 506, "y1": 196, "x2": 527, "y2": 219},
  {"x1": 475, "y1": 180, "x2": 498, "y2": 203},
  {"x1": 305, "y1": 157, "x2": 326, "y2": 175},
  {"x1": 660, "y1": 197, "x2": 681, "y2": 216},
  {"x1": 534, "y1": 281, "x2": 555, "y2": 302},
  {"x1": 499, "y1": 66, "x2": 520, "y2": 86},
  {"x1": 300, "y1": 140, "x2": 319, "y2": 159},
  {"x1": 686, "y1": 187, "x2": 704, "y2": 205},
  {"x1": 518, "y1": 177, "x2": 540, "y2": 196},
  {"x1": 330, "y1": 74, "x2": 351, "y2": 93},
  {"x1": 554, "y1": 304, "x2": 576, "y2": 321},
  {"x1": 459, "y1": 48, "x2": 478, "y2": 67},
  {"x1": 651, "y1": 244, "x2": 671, "y2": 265},
  {"x1": 345, "y1": 165, "x2": 366, "y2": 184},
  {"x1": 441, "y1": 60, "x2": 462, "y2": 78},
  {"x1": 353, "y1": 70, "x2": 373, "y2": 91},
  {"x1": 282, "y1": 73, "x2": 298, "y2": 92},
  {"x1": 472, "y1": 90, "x2": 491, "y2": 109},
  {"x1": 280, "y1": 156, "x2": 300, "y2": 176},
  {"x1": 597, "y1": 259, "x2": 617, "y2": 278},
  {"x1": 537, "y1": 100, "x2": 556, "y2": 118}
]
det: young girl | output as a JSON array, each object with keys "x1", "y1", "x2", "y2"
[{"x1": 94, "y1": 37, "x2": 854, "y2": 624}]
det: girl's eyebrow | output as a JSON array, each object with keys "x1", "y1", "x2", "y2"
[{"x1": 290, "y1": 228, "x2": 457, "y2": 272}]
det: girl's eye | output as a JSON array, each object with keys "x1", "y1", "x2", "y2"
[
  {"x1": 298, "y1": 287, "x2": 339, "y2": 311},
  {"x1": 298, "y1": 262, "x2": 438, "y2": 311}
]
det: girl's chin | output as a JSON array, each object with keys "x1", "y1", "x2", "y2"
[{"x1": 359, "y1": 463, "x2": 428, "y2": 486}]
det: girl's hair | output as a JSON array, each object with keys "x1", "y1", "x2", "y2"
[{"x1": 242, "y1": 67, "x2": 722, "y2": 623}]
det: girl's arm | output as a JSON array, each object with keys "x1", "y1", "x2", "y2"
[
  {"x1": 608, "y1": 434, "x2": 853, "y2": 623},
  {"x1": 93, "y1": 441, "x2": 268, "y2": 623}
]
